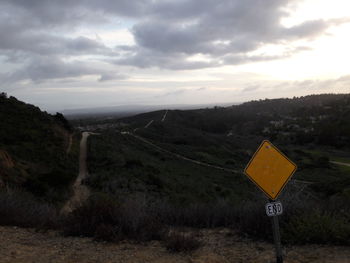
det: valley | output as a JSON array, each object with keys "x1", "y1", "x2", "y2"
[{"x1": 0, "y1": 93, "x2": 349, "y2": 262}]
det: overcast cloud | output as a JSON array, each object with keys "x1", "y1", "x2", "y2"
[{"x1": 0, "y1": 0, "x2": 349, "y2": 111}]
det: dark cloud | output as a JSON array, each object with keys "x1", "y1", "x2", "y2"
[
  {"x1": 0, "y1": 0, "x2": 349, "y2": 79},
  {"x1": 0, "y1": 9, "x2": 112, "y2": 59},
  {"x1": 116, "y1": 0, "x2": 348, "y2": 69},
  {"x1": 3, "y1": 56, "x2": 126, "y2": 83},
  {"x1": 115, "y1": 48, "x2": 219, "y2": 70},
  {"x1": 5, "y1": 57, "x2": 94, "y2": 82},
  {"x1": 98, "y1": 73, "x2": 127, "y2": 82}
]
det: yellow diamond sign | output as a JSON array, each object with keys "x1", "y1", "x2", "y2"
[{"x1": 244, "y1": 140, "x2": 297, "y2": 200}]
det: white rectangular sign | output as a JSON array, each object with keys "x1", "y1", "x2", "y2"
[{"x1": 265, "y1": 201, "x2": 283, "y2": 217}]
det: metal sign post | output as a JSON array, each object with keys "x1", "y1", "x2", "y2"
[
  {"x1": 269, "y1": 200, "x2": 283, "y2": 263},
  {"x1": 244, "y1": 140, "x2": 297, "y2": 263}
]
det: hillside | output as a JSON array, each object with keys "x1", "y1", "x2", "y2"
[
  {"x1": 0, "y1": 93, "x2": 349, "y2": 248},
  {"x1": 0, "y1": 93, "x2": 79, "y2": 203},
  {"x1": 122, "y1": 93, "x2": 350, "y2": 147},
  {"x1": 84, "y1": 94, "x2": 350, "y2": 202},
  {"x1": 77, "y1": 94, "x2": 350, "y2": 245}
]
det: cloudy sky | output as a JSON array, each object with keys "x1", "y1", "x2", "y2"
[{"x1": 1, "y1": 0, "x2": 350, "y2": 112}]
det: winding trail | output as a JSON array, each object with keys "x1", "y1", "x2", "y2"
[
  {"x1": 123, "y1": 132, "x2": 240, "y2": 174},
  {"x1": 61, "y1": 132, "x2": 92, "y2": 214},
  {"x1": 331, "y1": 161, "x2": 350, "y2": 167},
  {"x1": 122, "y1": 132, "x2": 312, "y2": 188},
  {"x1": 161, "y1": 110, "x2": 168, "y2": 122},
  {"x1": 145, "y1": 120, "x2": 154, "y2": 128}
]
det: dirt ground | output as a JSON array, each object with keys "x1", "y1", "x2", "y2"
[
  {"x1": 0, "y1": 226, "x2": 349, "y2": 263},
  {"x1": 61, "y1": 132, "x2": 91, "y2": 215}
]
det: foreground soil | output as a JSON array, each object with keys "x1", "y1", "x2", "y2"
[{"x1": 0, "y1": 226, "x2": 349, "y2": 263}]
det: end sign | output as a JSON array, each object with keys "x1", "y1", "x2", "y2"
[
  {"x1": 266, "y1": 201, "x2": 283, "y2": 217},
  {"x1": 244, "y1": 140, "x2": 296, "y2": 263},
  {"x1": 244, "y1": 140, "x2": 297, "y2": 200}
]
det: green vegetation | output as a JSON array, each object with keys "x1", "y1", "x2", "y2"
[
  {"x1": 0, "y1": 93, "x2": 78, "y2": 203},
  {"x1": 0, "y1": 187, "x2": 59, "y2": 229},
  {"x1": 0, "y1": 93, "x2": 349, "y2": 246},
  {"x1": 83, "y1": 93, "x2": 350, "y2": 245},
  {"x1": 86, "y1": 131, "x2": 253, "y2": 205}
]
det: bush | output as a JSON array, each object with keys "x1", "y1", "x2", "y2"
[
  {"x1": 62, "y1": 193, "x2": 119, "y2": 237},
  {"x1": 164, "y1": 230, "x2": 202, "y2": 253},
  {"x1": 94, "y1": 224, "x2": 118, "y2": 242},
  {"x1": 283, "y1": 210, "x2": 350, "y2": 245},
  {"x1": 153, "y1": 199, "x2": 238, "y2": 228},
  {"x1": 1, "y1": 186, "x2": 348, "y2": 246},
  {"x1": 233, "y1": 200, "x2": 271, "y2": 240},
  {"x1": 63, "y1": 193, "x2": 165, "y2": 242},
  {"x1": 229, "y1": 195, "x2": 350, "y2": 245},
  {"x1": 0, "y1": 188, "x2": 59, "y2": 229}
]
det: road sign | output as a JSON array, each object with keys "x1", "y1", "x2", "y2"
[
  {"x1": 244, "y1": 140, "x2": 297, "y2": 200},
  {"x1": 266, "y1": 201, "x2": 283, "y2": 217}
]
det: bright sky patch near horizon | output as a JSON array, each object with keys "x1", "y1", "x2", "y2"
[{"x1": 0, "y1": 0, "x2": 349, "y2": 112}]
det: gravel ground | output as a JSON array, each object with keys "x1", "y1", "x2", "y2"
[{"x1": 0, "y1": 226, "x2": 349, "y2": 263}]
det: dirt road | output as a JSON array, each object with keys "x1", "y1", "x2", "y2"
[{"x1": 61, "y1": 132, "x2": 91, "y2": 214}]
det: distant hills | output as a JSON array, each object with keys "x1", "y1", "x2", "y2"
[
  {"x1": 121, "y1": 93, "x2": 350, "y2": 148},
  {"x1": 62, "y1": 102, "x2": 238, "y2": 119}
]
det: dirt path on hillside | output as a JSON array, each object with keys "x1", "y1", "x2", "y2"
[
  {"x1": 123, "y1": 132, "x2": 243, "y2": 174},
  {"x1": 0, "y1": 226, "x2": 349, "y2": 263},
  {"x1": 162, "y1": 110, "x2": 168, "y2": 122},
  {"x1": 331, "y1": 161, "x2": 350, "y2": 167},
  {"x1": 145, "y1": 120, "x2": 154, "y2": 128},
  {"x1": 123, "y1": 132, "x2": 312, "y2": 188},
  {"x1": 61, "y1": 132, "x2": 91, "y2": 214}
]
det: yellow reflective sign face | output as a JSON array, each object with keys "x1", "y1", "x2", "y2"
[{"x1": 244, "y1": 140, "x2": 297, "y2": 200}]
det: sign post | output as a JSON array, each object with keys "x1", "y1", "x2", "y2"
[
  {"x1": 244, "y1": 140, "x2": 297, "y2": 263},
  {"x1": 271, "y1": 211, "x2": 283, "y2": 263}
]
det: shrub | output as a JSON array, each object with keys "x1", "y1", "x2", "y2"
[
  {"x1": 164, "y1": 230, "x2": 202, "y2": 253},
  {"x1": 117, "y1": 197, "x2": 165, "y2": 241},
  {"x1": 0, "y1": 187, "x2": 59, "y2": 229},
  {"x1": 153, "y1": 199, "x2": 238, "y2": 228},
  {"x1": 232, "y1": 200, "x2": 271, "y2": 240},
  {"x1": 283, "y1": 210, "x2": 350, "y2": 245},
  {"x1": 62, "y1": 193, "x2": 120, "y2": 237},
  {"x1": 94, "y1": 224, "x2": 118, "y2": 242},
  {"x1": 63, "y1": 193, "x2": 165, "y2": 242}
]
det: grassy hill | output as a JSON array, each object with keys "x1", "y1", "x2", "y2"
[
  {"x1": 0, "y1": 93, "x2": 79, "y2": 203},
  {"x1": 84, "y1": 94, "x2": 350, "y2": 204},
  {"x1": 0, "y1": 92, "x2": 349, "y2": 245},
  {"x1": 76, "y1": 94, "x2": 350, "y2": 244}
]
